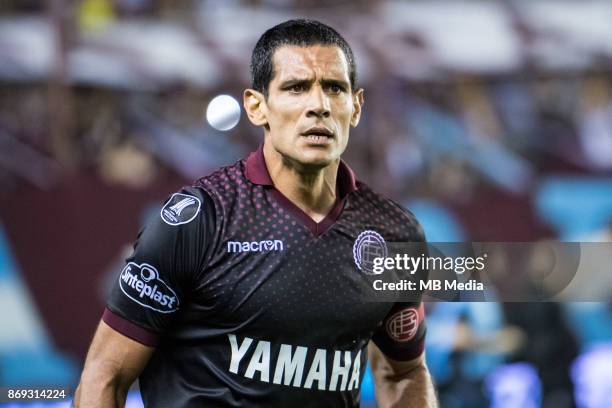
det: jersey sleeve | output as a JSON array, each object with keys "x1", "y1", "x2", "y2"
[
  {"x1": 371, "y1": 204, "x2": 427, "y2": 361},
  {"x1": 103, "y1": 186, "x2": 216, "y2": 346},
  {"x1": 371, "y1": 302, "x2": 426, "y2": 361}
]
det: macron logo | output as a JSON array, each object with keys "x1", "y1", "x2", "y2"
[{"x1": 227, "y1": 239, "x2": 284, "y2": 253}]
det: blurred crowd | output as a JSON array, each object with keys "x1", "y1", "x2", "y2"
[{"x1": 1, "y1": 1, "x2": 612, "y2": 408}]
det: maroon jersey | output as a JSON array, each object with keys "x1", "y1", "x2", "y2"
[{"x1": 105, "y1": 144, "x2": 426, "y2": 407}]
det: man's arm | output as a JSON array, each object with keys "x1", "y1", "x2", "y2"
[
  {"x1": 368, "y1": 342, "x2": 437, "y2": 408},
  {"x1": 74, "y1": 187, "x2": 213, "y2": 406},
  {"x1": 74, "y1": 321, "x2": 154, "y2": 408}
]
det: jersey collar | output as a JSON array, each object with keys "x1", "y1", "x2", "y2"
[
  {"x1": 245, "y1": 143, "x2": 357, "y2": 199},
  {"x1": 245, "y1": 143, "x2": 358, "y2": 236}
]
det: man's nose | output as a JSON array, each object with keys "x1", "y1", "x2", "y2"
[{"x1": 306, "y1": 86, "x2": 331, "y2": 118}]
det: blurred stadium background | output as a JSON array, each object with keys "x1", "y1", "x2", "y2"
[{"x1": 1, "y1": 0, "x2": 612, "y2": 407}]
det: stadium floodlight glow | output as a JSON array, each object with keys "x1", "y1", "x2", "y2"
[{"x1": 206, "y1": 94, "x2": 241, "y2": 131}]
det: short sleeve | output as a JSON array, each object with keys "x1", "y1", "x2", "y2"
[
  {"x1": 103, "y1": 186, "x2": 216, "y2": 346},
  {"x1": 371, "y1": 202, "x2": 427, "y2": 360}
]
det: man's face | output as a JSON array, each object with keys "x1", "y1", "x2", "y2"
[{"x1": 256, "y1": 45, "x2": 363, "y2": 169}]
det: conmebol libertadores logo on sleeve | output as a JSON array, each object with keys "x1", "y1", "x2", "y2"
[
  {"x1": 119, "y1": 262, "x2": 179, "y2": 313},
  {"x1": 160, "y1": 193, "x2": 201, "y2": 226}
]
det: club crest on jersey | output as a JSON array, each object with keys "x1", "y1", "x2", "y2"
[
  {"x1": 160, "y1": 193, "x2": 201, "y2": 226},
  {"x1": 353, "y1": 230, "x2": 388, "y2": 275},
  {"x1": 119, "y1": 262, "x2": 179, "y2": 313},
  {"x1": 386, "y1": 308, "x2": 419, "y2": 342}
]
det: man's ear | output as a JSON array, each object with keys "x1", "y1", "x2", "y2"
[
  {"x1": 350, "y1": 88, "x2": 364, "y2": 127},
  {"x1": 243, "y1": 89, "x2": 268, "y2": 127}
]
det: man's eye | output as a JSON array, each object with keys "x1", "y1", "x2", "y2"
[
  {"x1": 329, "y1": 84, "x2": 343, "y2": 94},
  {"x1": 289, "y1": 84, "x2": 304, "y2": 93}
]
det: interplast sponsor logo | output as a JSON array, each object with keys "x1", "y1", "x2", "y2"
[
  {"x1": 353, "y1": 230, "x2": 388, "y2": 275},
  {"x1": 227, "y1": 239, "x2": 284, "y2": 253},
  {"x1": 119, "y1": 262, "x2": 179, "y2": 313},
  {"x1": 227, "y1": 334, "x2": 362, "y2": 392},
  {"x1": 160, "y1": 193, "x2": 201, "y2": 226}
]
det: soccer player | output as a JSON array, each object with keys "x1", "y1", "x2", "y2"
[{"x1": 75, "y1": 19, "x2": 437, "y2": 407}]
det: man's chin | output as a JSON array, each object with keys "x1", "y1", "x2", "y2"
[{"x1": 286, "y1": 151, "x2": 336, "y2": 171}]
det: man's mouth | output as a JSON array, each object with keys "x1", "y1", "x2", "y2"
[{"x1": 301, "y1": 127, "x2": 334, "y2": 144}]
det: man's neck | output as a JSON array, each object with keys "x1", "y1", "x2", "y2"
[{"x1": 263, "y1": 143, "x2": 339, "y2": 223}]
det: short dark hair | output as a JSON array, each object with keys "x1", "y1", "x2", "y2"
[{"x1": 250, "y1": 19, "x2": 357, "y2": 96}]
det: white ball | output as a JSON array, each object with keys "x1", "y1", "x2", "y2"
[{"x1": 206, "y1": 94, "x2": 241, "y2": 131}]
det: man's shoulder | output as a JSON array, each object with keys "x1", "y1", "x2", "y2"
[
  {"x1": 352, "y1": 180, "x2": 424, "y2": 240},
  {"x1": 188, "y1": 158, "x2": 251, "y2": 222},
  {"x1": 352, "y1": 180, "x2": 410, "y2": 216},
  {"x1": 194, "y1": 159, "x2": 247, "y2": 189}
]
